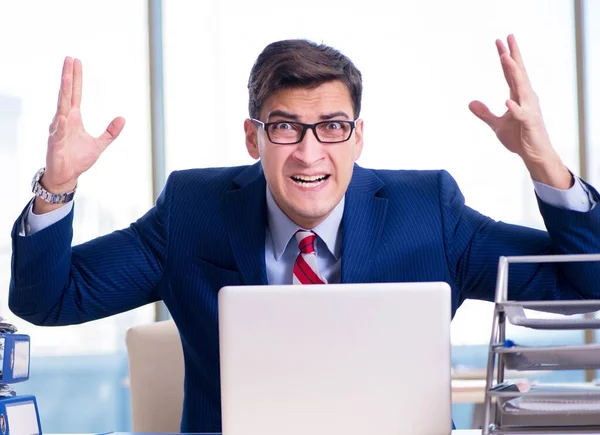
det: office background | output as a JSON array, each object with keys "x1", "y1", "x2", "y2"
[{"x1": 0, "y1": 0, "x2": 599, "y2": 431}]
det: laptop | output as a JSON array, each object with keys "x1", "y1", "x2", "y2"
[{"x1": 218, "y1": 282, "x2": 452, "y2": 435}]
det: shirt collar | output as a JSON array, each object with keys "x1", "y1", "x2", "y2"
[{"x1": 266, "y1": 187, "x2": 344, "y2": 261}]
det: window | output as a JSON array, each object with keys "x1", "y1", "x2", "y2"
[
  {"x1": 163, "y1": 0, "x2": 582, "y2": 428},
  {"x1": 163, "y1": 0, "x2": 579, "y2": 343},
  {"x1": 584, "y1": 0, "x2": 600, "y2": 188},
  {"x1": 0, "y1": 1, "x2": 153, "y2": 431}
]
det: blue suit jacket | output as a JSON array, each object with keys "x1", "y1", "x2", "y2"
[{"x1": 9, "y1": 163, "x2": 600, "y2": 432}]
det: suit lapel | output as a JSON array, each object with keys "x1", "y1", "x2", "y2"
[
  {"x1": 223, "y1": 163, "x2": 268, "y2": 285},
  {"x1": 341, "y1": 165, "x2": 388, "y2": 283},
  {"x1": 222, "y1": 163, "x2": 388, "y2": 285}
]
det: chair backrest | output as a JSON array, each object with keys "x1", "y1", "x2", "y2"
[{"x1": 125, "y1": 320, "x2": 184, "y2": 432}]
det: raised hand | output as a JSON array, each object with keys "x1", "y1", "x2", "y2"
[
  {"x1": 469, "y1": 35, "x2": 572, "y2": 189},
  {"x1": 42, "y1": 57, "x2": 125, "y2": 196}
]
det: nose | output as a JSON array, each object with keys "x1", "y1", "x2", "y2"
[{"x1": 292, "y1": 128, "x2": 324, "y2": 166}]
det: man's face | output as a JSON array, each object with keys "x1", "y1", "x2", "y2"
[{"x1": 245, "y1": 80, "x2": 364, "y2": 229}]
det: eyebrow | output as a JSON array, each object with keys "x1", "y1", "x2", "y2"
[
  {"x1": 267, "y1": 110, "x2": 299, "y2": 121},
  {"x1": 267, "y1": 110, "x2": 352, "y2": 122},
  {"x1": 319, "y1": 111, "x2": 351, "y2": 120}
]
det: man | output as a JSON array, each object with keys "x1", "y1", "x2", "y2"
[{"x1": 9, "y1": 37, "x2": 600, "y2": 432}]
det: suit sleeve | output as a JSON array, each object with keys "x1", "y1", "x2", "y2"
[
  {"x1": 8, "y1": 174, "x2": 173, "y2": 326},
  {"x1": 438, "y1": 170, "x2": 600, "y2": 305}
]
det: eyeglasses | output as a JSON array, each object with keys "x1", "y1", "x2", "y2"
[{"x1": 251, "y1": 118, "x2": 356, "y2": 145}]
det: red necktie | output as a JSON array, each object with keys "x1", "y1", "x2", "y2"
[{"x1": 293, "y1": 230, "x2": 327, "y2": 284}]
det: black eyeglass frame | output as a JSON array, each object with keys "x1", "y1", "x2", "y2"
[{"x1": 251, "y1": 118, "x2": 357, "y2": 145}]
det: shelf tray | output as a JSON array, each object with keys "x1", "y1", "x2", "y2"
[
  {"x1": 492, "y1": 384, "x2": 600, "y2": 427},
  {"x1": 495, "y1": 343, "x2": 600, "y2": 371},
  {"x1": 502, "y1": 301, "x2": 600, "y2": 330}
]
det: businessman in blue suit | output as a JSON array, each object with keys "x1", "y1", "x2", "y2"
[{"x1": 9, "y1": 36, "x2": 600, "y2": 432}]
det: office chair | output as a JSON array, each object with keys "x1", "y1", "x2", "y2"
[{"x1": 125, "y1": 320, "x2": 184, "y2": 432}]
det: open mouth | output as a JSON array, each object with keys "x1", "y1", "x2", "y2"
[{"x1": 290, "y1": 174, "x2": 330, "y2": 186}]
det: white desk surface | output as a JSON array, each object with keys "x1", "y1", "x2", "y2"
[
  {"x1": 48, "y1": 432, "x2": 600, "y2": 435},
  {"x1": 49, "y1": 432, "x2": 481, "y2": 435},
  {"x1": 47, "y1": 429, "x2": 600, "y2": 435},
  {"x1": 48, "y1": 432, "x2": 480, "y2": 434}
]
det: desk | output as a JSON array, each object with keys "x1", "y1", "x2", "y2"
[
  {"x1": 49, "y1": 432, "x2": 479, "y2": 435},
  {"x1": 100, "y1": 432, "x2": 487, "y2": 435},
  {"x1": 89, "y1": 432, "x2": 482, "y2": 435},
  {"x1": 51, "y1": 431, "x2": 600, "y2": 435}
]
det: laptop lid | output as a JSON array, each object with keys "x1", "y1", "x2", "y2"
[{"x1": 218, "y1": 282, "x2": 452, "y2": 435}]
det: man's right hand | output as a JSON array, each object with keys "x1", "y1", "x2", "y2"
[{"x1": 34, "y1": 57, "x2": 125, "y2": 214}]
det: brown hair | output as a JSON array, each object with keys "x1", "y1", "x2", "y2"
[{"x1": 248, "y1": 39, "x2": 363, "y2": 119}]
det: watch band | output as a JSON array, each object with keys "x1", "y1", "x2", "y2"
[{"x1": 31, "y1": 168, "x2": 77, "y2": 204}]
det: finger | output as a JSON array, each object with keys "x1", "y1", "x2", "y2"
[
  {"x1": 468, "y1": 100, "x2": 500, "y2": 129},
  {"x1": 97, "y1": 117, "x2": 126, "y2": 150},
  {"x1": 501, "y1": 53, "x2": 535, "y2": 104},
  {"x1": 495, "y1": 39, "x2": 517, "y2": 101},
  {"x1": 507, "y1": 34, "x2": 531, "y2": 85},
  {"x1": 506, "y1": 99, "x2": 526, "y2": 122},
  {"x1": 57, "y1": 57, "x2": 74, "y2": 118},
  {"x1": 72, "y1": 58, "x2": 83, "y2": 108},
  {"x1": 495, "y1": 39, "x2": 508, "y2": 58},
  {"x1": 507, "y1": 36, "x2": 531, "y2": 86}
]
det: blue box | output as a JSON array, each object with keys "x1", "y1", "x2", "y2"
[
  {"x1": 0, "y1": 395, "x2": 41, "y2": 435},
  {"x1": 0, "y1": 334, "x2": 30, "y2": 385}
]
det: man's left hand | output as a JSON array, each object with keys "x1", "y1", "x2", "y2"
[{"x1": 469, "y1": 34, "x2": 573, "y2": 189}]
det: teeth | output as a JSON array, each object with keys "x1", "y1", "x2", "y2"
[
  {"x1": 291, "y1": 174, "x2": 328, "y2": 187},
  {"x1": 292, "y1": 175, "x2": 326, "y2": 182},
  {"x1": 295, "y1": 179, "x2": 326, "y2": 187}
]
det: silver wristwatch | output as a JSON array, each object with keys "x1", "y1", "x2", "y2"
[{"x1": 31, "y1": 168, "x2": 77, "y2": 204}]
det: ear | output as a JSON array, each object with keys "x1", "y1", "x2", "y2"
[
  {"x1": 353, "y1": 119, "x2": 364, "y2": 161},
  {"x1": 244, "y1": 119, "x2": 260, "y2": 160}
]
